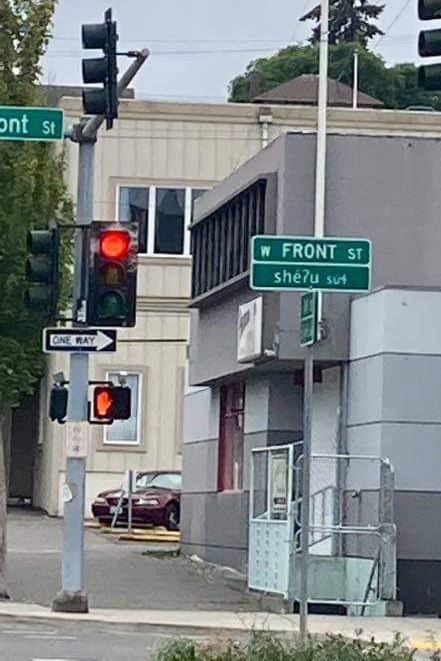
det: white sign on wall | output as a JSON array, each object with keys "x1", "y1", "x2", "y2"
[
  {"x1": 65, "y1": 422, "x2": 89, "y2": 458},
  {"x1": 237, "y1": 297, "x2": 263, "y2": 363}
]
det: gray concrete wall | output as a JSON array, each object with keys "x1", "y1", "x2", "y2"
[
  {"x1": 181, "y1": 373, "x2": 304, "y2": 572},
  {"x1": 190, "y1": 133, "x2": 441, "y2": 388},
  {"x1": 349, "y1": 288, "x2": 441, "y2": 613}
]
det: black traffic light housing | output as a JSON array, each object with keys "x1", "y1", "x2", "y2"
[
  {"x1": 87, "y1": 222, "x2": 138, "y2": 328},
  {"x1": 418, "y1": 0, "x2": 441, "y2": 90},
  {"x1": 24, "y1": 229, "x2": 60, "y2": 319},
  {"x1": 49, "y1": 385, "x2": 68, "y2": 423},
  {"x1": 92, "y1": 385, "x2": 131, "y2": 421},
  {"x1": 82, "y1": 7, "x2": 118, "y2": 129}
]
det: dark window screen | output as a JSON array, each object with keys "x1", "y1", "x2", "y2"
[
  {"x1": 119, "y1": 187, "x2": 149, "y2": 253},
  {"x1": 154, "y1": 188, "x2": 185, "y2": 255},
  {"x1": 191, "y1": 179, "x2": 266, "y2": 298}
]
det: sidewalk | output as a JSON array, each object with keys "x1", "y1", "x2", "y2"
[{"x1": 1, "y1": 601, "x2": 441, "y2": 652}]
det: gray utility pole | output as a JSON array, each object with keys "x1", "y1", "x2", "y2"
[
  {"x1": 53, "y1": 49, "x2": 149, "y2": 614},
  {"x1": 299, "y1": 0, "x2": 329, "y2": 641}
]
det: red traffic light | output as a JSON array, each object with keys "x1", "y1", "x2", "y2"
[
  {"x1": 92, "y1": 385, "x2": 131, "y2": 421},
  {"x1": 99, "y1": 230, "x2": 130, "y2": 259}
]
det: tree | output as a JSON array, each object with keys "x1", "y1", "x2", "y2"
[
  {"x1": 300, "y1": 0, "x2": 385, "y2": 46},
  {"x1": 228, "y1": 42, "x2": 440, "y2": 110},
  {"x1": 0, "y1": 0, "x2": 72, "y2": 598}
]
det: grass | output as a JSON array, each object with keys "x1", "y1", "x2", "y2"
[{"x1": 152, "y1": 632, "x2": 439, "y2": 661}]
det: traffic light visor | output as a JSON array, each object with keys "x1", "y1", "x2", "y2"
[
  {"x1": 100, "y1": 230, "x2": 130, "y2": 259},
  {"x1": 82, "y1": 23, "x2": 108, "y2": 49},
  {"x1": 419, "y1": 29, "x2": 441, "y2": 57},
  {"x1": 419, "y1": 63, "x2": 441, "y2": 89},
  {"x1": 419, "y1": 0, "x2": 441, "y2": 19},
  {"x1": 83, "y1": 57, "x2": 108, "y2": 84}
]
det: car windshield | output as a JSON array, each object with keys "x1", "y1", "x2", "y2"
[
  {"x1": 135, "y1": 472, "x2": 157, "y2": 488},
  {"x1": 145, "y1": 473, "x2": 181, "y2": 489}
]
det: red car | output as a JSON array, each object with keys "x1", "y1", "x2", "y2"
[{"x1": 91, "y1": 471, "x2": 181, "y2": 530}]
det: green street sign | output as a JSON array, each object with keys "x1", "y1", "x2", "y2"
[
  {"x1": 251, "y1": 235, "x2": 371, "y2": 293},
  {"x1": 0, "y1": 106, "x2": 64, "y2": 141},
  {"x1": 300, "y1": 291, "x2": 319, "y2": 347}
]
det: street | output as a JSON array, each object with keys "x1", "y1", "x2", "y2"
[
  {"x1": 6, "y1": 509, "x2": 253, "y2": 611},
  {"x1": 0, "y1": 617, "x2": 214, "y2": 661}
]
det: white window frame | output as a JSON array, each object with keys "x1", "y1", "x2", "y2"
[
  {"x1": 103, "y1": 371, "x2": 143, "y2": 446},
  {"x1": 116, "y1": 184, "x2": 207, "y2": 257}
]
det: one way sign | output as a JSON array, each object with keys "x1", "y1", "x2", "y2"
[{"x1": 43, "y1": 328, "x2": 117, "y2": 353}]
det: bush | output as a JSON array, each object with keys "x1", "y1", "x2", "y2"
[{"x1": 153, "y1": 633, "x2": 423, "y2": 661}]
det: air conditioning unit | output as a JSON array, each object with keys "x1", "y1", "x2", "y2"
[{"x1": 237, "y1": 297, "x2": 262, "y2": 363}]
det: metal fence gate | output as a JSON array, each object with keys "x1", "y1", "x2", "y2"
[{"x1": 248, "y1": 446, "x2": 397, "y2": 611}]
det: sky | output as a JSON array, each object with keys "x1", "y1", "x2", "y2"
[{"x1": 42, "y1": 0, "x2": 421, "y2": 103}]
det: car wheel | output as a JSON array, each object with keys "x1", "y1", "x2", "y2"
[{"x1": 164, "y1": 503, "x2": 180, "y2": 531}]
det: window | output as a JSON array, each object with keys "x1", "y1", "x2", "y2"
[
  {"x1": 118, "y1": 187, "x2": 149, "y2": 253},
  {"x1": 191, "y1": 179, "x2": 266, "y2": 299},
  {"x1": 218, "y1": 383, "x2": 245, "y2": 492},
  {"x1": 118, "y1": 185, "x2": 209, "y2": 256},
  {"x1": 104, "y1": 372, "x2": 141, "y2": 444},
  {"x1": 155, "y1": 188, "x2": 185, "y2": 254},
  {"x1": 147, "y1": 473, "x2": 182, "y2": 489}
]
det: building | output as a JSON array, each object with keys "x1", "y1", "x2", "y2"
[
  {"x1": 29, "y1": 95, "x2": 324, "y2": 516},
  {"x1": 7, "y1": 90, "x2": 441, "y2": 526},
  {"x1": 253, "y1": 74, "x2": 383, "y2": 109},
  {"x1": 182, "y1": 128, "x2": 441, "y2": 615}
]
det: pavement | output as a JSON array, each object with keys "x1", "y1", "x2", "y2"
[
  {"x1": 6, "y1": 509, "x2": 253, "y2": 611},
  {"x1": 4, "y1": 508, "x2": 441, "y2": 658},
  {"x1": 0, "y1": 616, "x2": 216, "y2": 660}
]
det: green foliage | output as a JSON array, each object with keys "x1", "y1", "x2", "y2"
[
  {"x1": 0, "y1": 0, "x2": 73, "y2": 409},
  {"x1": 153, "y1": 633, "x2": 420, "y2": 661},
  {"x1": 300, "y1": 0, "x2": 385, "y2": 46},
  {"x1": 228, "y1": 42, "x2": 441, "y2": 110}
]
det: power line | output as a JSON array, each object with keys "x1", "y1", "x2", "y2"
[
  {"x1": 373, "y1": 0, "x2": 413, "y2": 48},
  {"x1": 52, "y1": 36, "x2": 297, "y2": 44},
  {"x1": 44, "y1": 36, "x2": 417, "y2": 60}
]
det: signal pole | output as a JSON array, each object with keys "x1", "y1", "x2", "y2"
[
  {"x1": 52, "y1": 48, "x2": 149, "y2": 613},
  {"x1": 299, "y1": 0, "x2": 329, "y2": 641}
]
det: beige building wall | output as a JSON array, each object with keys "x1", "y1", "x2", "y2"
[{"x1": 34, "y1": 96, "x2": 441, "y2": 516}]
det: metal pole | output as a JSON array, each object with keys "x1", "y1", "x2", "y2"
[
  {"x1": 299, "y1": 0, "x2": 329, "y2": 637},
  {"x1": 128, "y1": 470, "x2": 133, "y2": 535},
  {"x1": 299, "y1": 348, "x2": 313, "y2": 640},
  {"x1": 52, "y1": 47, "x2": 150, "y2": 614},
  {"x1": 314, "y1": 0, "x2": 329, "y2": 239},
  {"x1": 52, "y1": 139, "x2": 94, "y2": 614},
  {"x1": 353, "y1": 50, "x2": 359, "y2": 110}
]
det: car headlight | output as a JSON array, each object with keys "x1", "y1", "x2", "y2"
[
  {"x1": 94, "y1": 497, "x2": 107, "y2": 504},
  {"x1": 136, "y1": 497, "x2": 160, "y2": 506}
]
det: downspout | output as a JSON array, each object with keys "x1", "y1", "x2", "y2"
[{"x1": 258, "y1": 110, "x2": 273, "y2": 149}]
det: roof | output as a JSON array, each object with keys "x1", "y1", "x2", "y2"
[{"x1": 253, "y1": 74, "x2": 383, "y2": 109}]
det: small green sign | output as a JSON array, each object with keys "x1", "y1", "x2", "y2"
[
  {"x1": 0, "y1": 106, "x2": 64, "y2": 141},
  {"x1": 300, "y1": 291, "x2": 318, "y2": 347},
  {"x1": 251, "y1": 235, "x2": 371, "y2": 293}
]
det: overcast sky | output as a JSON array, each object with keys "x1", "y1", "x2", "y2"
[{"x1": 42, "y1": 0, "x2": 420, "y2": 102}]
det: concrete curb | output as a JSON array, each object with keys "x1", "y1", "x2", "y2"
[{"x1": 0, "y1": 602, "x2": 441, "y2": 651}]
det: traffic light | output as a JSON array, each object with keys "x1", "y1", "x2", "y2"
[
  {"x1": 92, "y1": 385, "x2": 131, "y2": 420},
  {"x1": 87, "y1": 222, "x2": 138, "y2": 327},
  {"x1": 49, "y1": 385, "x2": 68, "y2": 423},
  {"x1": 82, "y1": 8, "x2": 118, "y2": 129},
  {"x1": 24, "y1": 229, "x2": 60, "y2": 319},
  {"x1": 418, "y1": 0, "x2": 441, "y2": 89}
]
